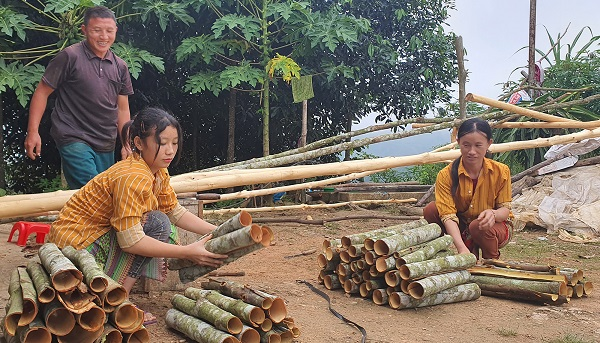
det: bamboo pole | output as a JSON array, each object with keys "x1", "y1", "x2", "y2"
[
  {"x1": 25, "y1": 261, "x2": 55, "y2": 304},
  {"x1": 389, "y1": 283, "x2": 481, "y2": 309},
  {"x1": 185, "y1": 288, "x2": 266, "y2": 327},
  {"x1": 399, "y1": 254, "x2": 477, "y2": 280},
  {"x1": 61, "y1": 246, "x2": 109, "y2": 293},
  {"x1": 481, "y1": 259, "x2": 553, "y2": 272},
  {"x1": 465, "y1": 93, "x2": 577, "y2": 122},
  {"x1": 471, "y1": 275, "x2": 567, "y2": 296},
  {"x1": 171, "y1": 294, "x2": 243, "y2": 334},
  {"x1": 407, "y1": 270, "x2": 472, "y2": 299},
  {"x1": 373, "y1": 223, "x2": 442, "y2": 256},
  {"x1": 38, "y1": 243, "x2": 83, "y2": 292},
  {"x1": 43, "y1": 298, "x2": 76, "y2": 336}
]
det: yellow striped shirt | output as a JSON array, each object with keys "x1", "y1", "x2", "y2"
[
  {"x1": 435, "y1": 157, "x2": 512, "y2": 225},
  {"x1": 50, "y1": 154, "x2": 187, "y2": 249}
]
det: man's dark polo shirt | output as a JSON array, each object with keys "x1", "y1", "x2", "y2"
[{"x1": 43, "y1": 41, "x2": 134, "y2": 152}]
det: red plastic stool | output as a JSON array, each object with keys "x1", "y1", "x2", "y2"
[{"x1": 7, "y1": 221, "x2": 51, "y2": 246}]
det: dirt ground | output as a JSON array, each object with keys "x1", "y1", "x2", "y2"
[{"x1": 1, "y1": 205, "x2": 599, "y2": 343}]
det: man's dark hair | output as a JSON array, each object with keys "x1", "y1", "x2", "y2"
[{"x1": 83, "y1": 6, "x2": 116, "y2": 26}]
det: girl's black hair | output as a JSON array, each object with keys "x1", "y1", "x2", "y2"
[
  {"x1": 450, "y1": 117, "x2": 493, "y2": 197},
  {"x1": 121, "y1": 107, "x2": 183, "y2": 165}
]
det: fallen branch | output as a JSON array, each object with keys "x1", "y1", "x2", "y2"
[
  {"x1": 252, "y1": 214, "x2": 422, "y2": 225},
  {"x1": 206, "y1": 271, "x2": 246, "y2": 277},
  {"x1": 284, "y1": 249, "x2": 317, "y2": 259}
]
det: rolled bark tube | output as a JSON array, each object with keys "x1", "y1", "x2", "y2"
[
  {"x1": 165, "y1": 309, "x2": 238, "y2": 343},
  {"x1": 359, "y1": 283, "x2": 371, "y2": 298},
  {"x1": 76, "y1": 304, "x2": 106, "y2": 332},
  {"x1": 479, "y1": 284, "x2": 569, "y2": 305},
  {"x1": 61, "y1": 246, "x2": 109, "y2": 293},
  {"x1": 336, "y1": 263, "x2": 350, "y2": 276},
  {"x1": 364, "y1": 251, "x2": 378, "y2": 266},
  {"x1": 396, "y1": 235, "x2": 454, "y2": 267},
  {"x1": 373, "y1": 223, "x2": 442, "y2": 256},
  {"x1": 123, "y1": 326, "x2": 150, "y2": 343},
  {"x1": 236, "y1": 325, "x2": 260, "y2": 343},
  {"x1": 273, "y1": 326, "x2": 293, "y2": 343},
  {"x1": 185, "y1": 288, "x2": 265, "y2": 326},
  {"x1": 259, "y1": 329, "x2": 281, "y2": 343},
  {"x1": 266, "y1": 298, "x2": 287, "y2": 324},
  {"x1": 399, "y1": 254, "x2": 477, "y2": 280},
  {"x1": 38, "y1": 243, "x2": 83, "y2": 292},
  {"x1": 389, "y1": 283, "x2": 481, "y2": 310},
  {"x1": 317, "y1": 254, "x2": 336, "y2": 271},
  {"x1": 26, "y1": 261, "x2": 55, "y2": 303},
  {"x1": 407, "y1": 270, "x2": 472, "y2": 299},
  {"x1": 375, "y1": 255, "x2": 396, "y2": 273},
  {"x1": 365, "y1": 278, "x2": 387, "y2": 292},
  {"x1": 212, "y1": 211, "x2": 253, "y2": 238},
  {"x1": 582, "y1": 281, "x2": 593, "y2": 295},
  {"x1": 347, "y1": 244, "x2": 364, "y2": 258},
  {"x1": 573, "y1": 284, "x2": 584, "y2": 298},
  {"x1": 471, "y1": 275, "x2": 568, "y2": 296},
  {"x1": 16, "y1": 315, "x2": 51, "y2": 343},
  {"x1": 386, "y1": 286, "x2": 398, "y2": 296},
  {"x1": 384, "y1": 270, "x2": 402, "y2": 287},
  {"x1": 339, "y1": 250, "x2": 352, "y2": 263},
  {"x1": 94, "y1": 324, "x2": 123, "y2": 343},
  {"x1": 261, "y1": 318, "x2": 273, "y2": 332},
  {"x1": 260, "y1": 226, "x2": 273, "y2": 246},
  {"x1": 351, "y1": 272, "x2": 364, "y2": 284},
  {"x1": 109, "y1": 301, "x2": 144, "y2": 333},
  {"x1": 205, "y1": 224, "x2": 263, "y2": 254},
  {"x1": 341, "y1": 219, "x2": 429, "y2": 248},
  {"x1": 343, "y1": 280, "x2": 360, "y2": 294},
  {"x1": 44, "y1": 298, "x2": 76, "y2": 335},
  {"x1": 324, "y1": 247, "x2": 340, "y2": 262},
  {"x1": 17, "y1": 267, "x2": 38, "y2": 326},
  {"x1": 57, "y1": 285, "x2": 99, "y2": 313},
  {"x1": 171, "y1": 294, "x2": 243, "y2": 334},
  {"x1": 400, "y1": 279, "x2": 411, "y2": 294},
  {"x1": 5, "y1": 269, "x2": 23, "y2": 336},
  {"x1": 56, "y1": 324, "x2": 104, "y2": 343},
  {"x1": 322, "y1": 239, "x2": 341, "y2": 253},
  {"x1": 323, "y1": 274, "x2": 341, "y2": 290},
  {"x1": 201, "y1": 279, "x2": 273, "y2": 310},
  {"x1": 290, "y1": 327, "x2": 300, "y2": 338},
  {"x1": 372, "y1": 288, "x2": 388, "y2": 305}
]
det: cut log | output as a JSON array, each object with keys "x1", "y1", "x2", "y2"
[
  {"x1": 388, "y1": 283, "x2": 481, "y2": 309},
  {"x1": 16, "y1": 315, "x2": 51, "y2": 343},
  {"x1": 407, "y1": 270, "x2": 472, "y2": 299},
  {"x1": 4, "y1": 269, "x2": 23, "y2": 336},
  {"x1": 178, "y1": 243, "x2": 264, "y2": 283},
  {"x1": 201, "y1": 279, "x2": 273, "y2": 310},
  {"x1": 43, "y1": 298, "x2": 75, "y2": 336},
  {"x1": 399, "y1": 254, "x2": 477, "y2": 280},
  {"x1": 38, "y1": 243, "x2": 83, "y2": 292},
  {"x1": 185, "y1": 288, "x2": 265, "y2": 327},
  {"x1": 171, "y1": 294, "x2": 243, "y2": 334},
  {"x1": 468, "y1": 266, "x2": 568, "y2": 283},
  {"x1": 26, "y1": 261, "x2": 55, "y2": 304},
  {"x1": 61, "y1": 246, "x2": 109, "y2": 293},
  {"x1": 478, "y1": 284, "x2": 569, "y2": 305},
  {"x1": 94, "y1": 324, "x2": 122, "y2": 343},
  {"x1": 212, "y1": 211, "x2": 253, "y2": 238},
  {"x1": 109, "y1": 301, "x2": 144, "y2": 333},
  {"x1": 471, "y1": 275, "x2": 567, "y2": 296},
  {"x1": 373, "y1": 223, "x2": 442, "y2": 256},
  {"x1": 396, "y1": 235, "x2": 454, "y2": 267},
  {"x1": 345, "y1": 218, "x2": 429, "y2": 249}
]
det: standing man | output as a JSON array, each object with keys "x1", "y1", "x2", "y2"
[{"x1": 25, "y1": 6, "x2": 134, "y2": 189}]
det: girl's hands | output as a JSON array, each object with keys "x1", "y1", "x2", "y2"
[
  {"x1": 185, "y1": 234, "x2": 228, "y2": 267},
  {"x1": 477, "y1": 209, "x2": 496, "y2": 231}
]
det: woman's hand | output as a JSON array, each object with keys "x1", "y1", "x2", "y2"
[
  {"x1": 184, "y1": 234, "x2": 228, "y2": 267},
  {"x1": 477, "y1": 209, "x2": 496, "y2": 231}
]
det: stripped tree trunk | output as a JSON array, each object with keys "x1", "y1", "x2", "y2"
[
  {"x1": 201, "y1": 279, "x2": 273, "y2": 310},
  {"x1": 342, "y1": 219, "x2": 428, "y2": 248},
  {"x1": 374, "y1": 223, "x2": 442, "y2": 256},
  {"x1": 185, "y1": 288, "x2": 265, "y2": 327},
  {"x1": 389, "y1": 283, "x2": 481, "y2": 309},
  {"x1": 399, "y1": 254, "x2": 477, "y2": 280},
  {"x1": 178, "y1": 243, "x2": 264, "y2": 283},
  {"x1": 171, "y1": 294, "x2": 243, "y2": 334},
  {"x1": 38, "y1": 243, "x2": 83, "y2": 292},
  {"x1": 26, "y1": 261, "x2": 55, "y2": 304},
  {"x1": 396, "y1": 235, "x2": 454, "y2": 267},
  {"x1": 407, "y1": 270, "x2": 472, "y2": 299},
  {"x1": 61, "y1": 246, "x2": 109, "y2": 293},
  {"x1": 478, "y1": 284, "x2": 569, "y2": 305},
  {"x1": 165, "y1": 308, "x2": 240, "y2": 343},
  {"x1": 471, "y1": 275, "x2": 567, "y2": 296}
]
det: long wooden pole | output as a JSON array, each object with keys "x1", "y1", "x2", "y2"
[{"x1": 466, "y1": 93, "x2": 577, "y2": 122}]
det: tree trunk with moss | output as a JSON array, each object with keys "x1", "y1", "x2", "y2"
[
  {"x1": 166, "y1": 309, "x2": 238, "y2": 343},
  {"x1": 171, "y1": 294, "x2": 243, "y2": 334},
  {"x1": 184, "y1": 288, "x2": 265, "y2": 327},
  {"x1": 399, "y1": 254, "x2": 477, "y2": 280},
  {"x1": 389, "y1": 283, "x2": 481, "y2": 309}
]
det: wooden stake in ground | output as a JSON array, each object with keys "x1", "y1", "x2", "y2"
[
  {"x1": 165, "y1": 308, "x2": 239, "y2": 343},
  {"x1": 389, "y1": 283, "x2": 481, "y2": 310},
  {"x1": 38, "y1": 243, "x2": 83, "y2": 292}
]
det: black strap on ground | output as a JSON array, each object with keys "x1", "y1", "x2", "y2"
[{"x1": 297, "y1": 279, "x2": 367, "y2": 343}]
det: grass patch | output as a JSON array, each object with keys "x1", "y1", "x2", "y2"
[
  {"x1": 496, "y1": 328, "x2": 517, "y2": 337},
  {"x1": 546, "y1": 334, "x2": 595, "y2": 343}
]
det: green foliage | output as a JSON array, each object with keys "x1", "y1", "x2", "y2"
[
  {"x1": 132, "y1": 0, "x2": 195, "y2": 32},
  {"x1": 546, "y1": 334, "x2": 595, "y2": 343},
  {"x1": 266, "y1": 53, "x2": 301, "y2": 83},
  {"x1": 0, "y1": 6, "x2": 32, "y2": 41},
  {"x1": 0, "y1": 60, "x2": 45, "y2": 107},
  {"x1": 212, "y1": 14, "x2": 261, "y2": 42},
  {"x1": 496, "y1": 328, "x2": 517, "y2": 337},
  {"x1": 400, "y1": 163, "x2": 446, "y2": 185},
  {"x1": 36, "y1": 175, "x2": 66, "y2": 192},
  {"x1": 0, "y1": 188, "x2": 6, "y2": 197},
  {"x1": 111, "y1": 43, "x2": 165, "y2": 79}
]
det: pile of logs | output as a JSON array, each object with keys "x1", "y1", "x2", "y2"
[
  {"x1": 319, "y1": 219, "x2": 481, "y2": 310},
  {"x1": 3, "y1": 243, "x2": 148, "y2": 343},
  {"x1": 469, "y1": 259, "x2": 594, "y2": 304},
  {"x1": 166, "y1": 278, "x2": 299, "y2": 343},
  {"x1": 167, "y1": 211, "x2": 273, "y2": 283}
]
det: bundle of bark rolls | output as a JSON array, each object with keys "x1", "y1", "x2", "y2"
[
  {"x1": 166, "y1": 278, "x2": 299, "y2": 343},
  {"x1": 2, "y1": 243, "x2": 148, "y2": 343},
  {"x1": 320, "y1": 219, "x2": 481, "y2": 309},
  {"x1": 168, "y1": 211, "x2": 273, "y2": 284},
  {"x1": 469, "y1": 259, "x2": 594, "y2": 304}
]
